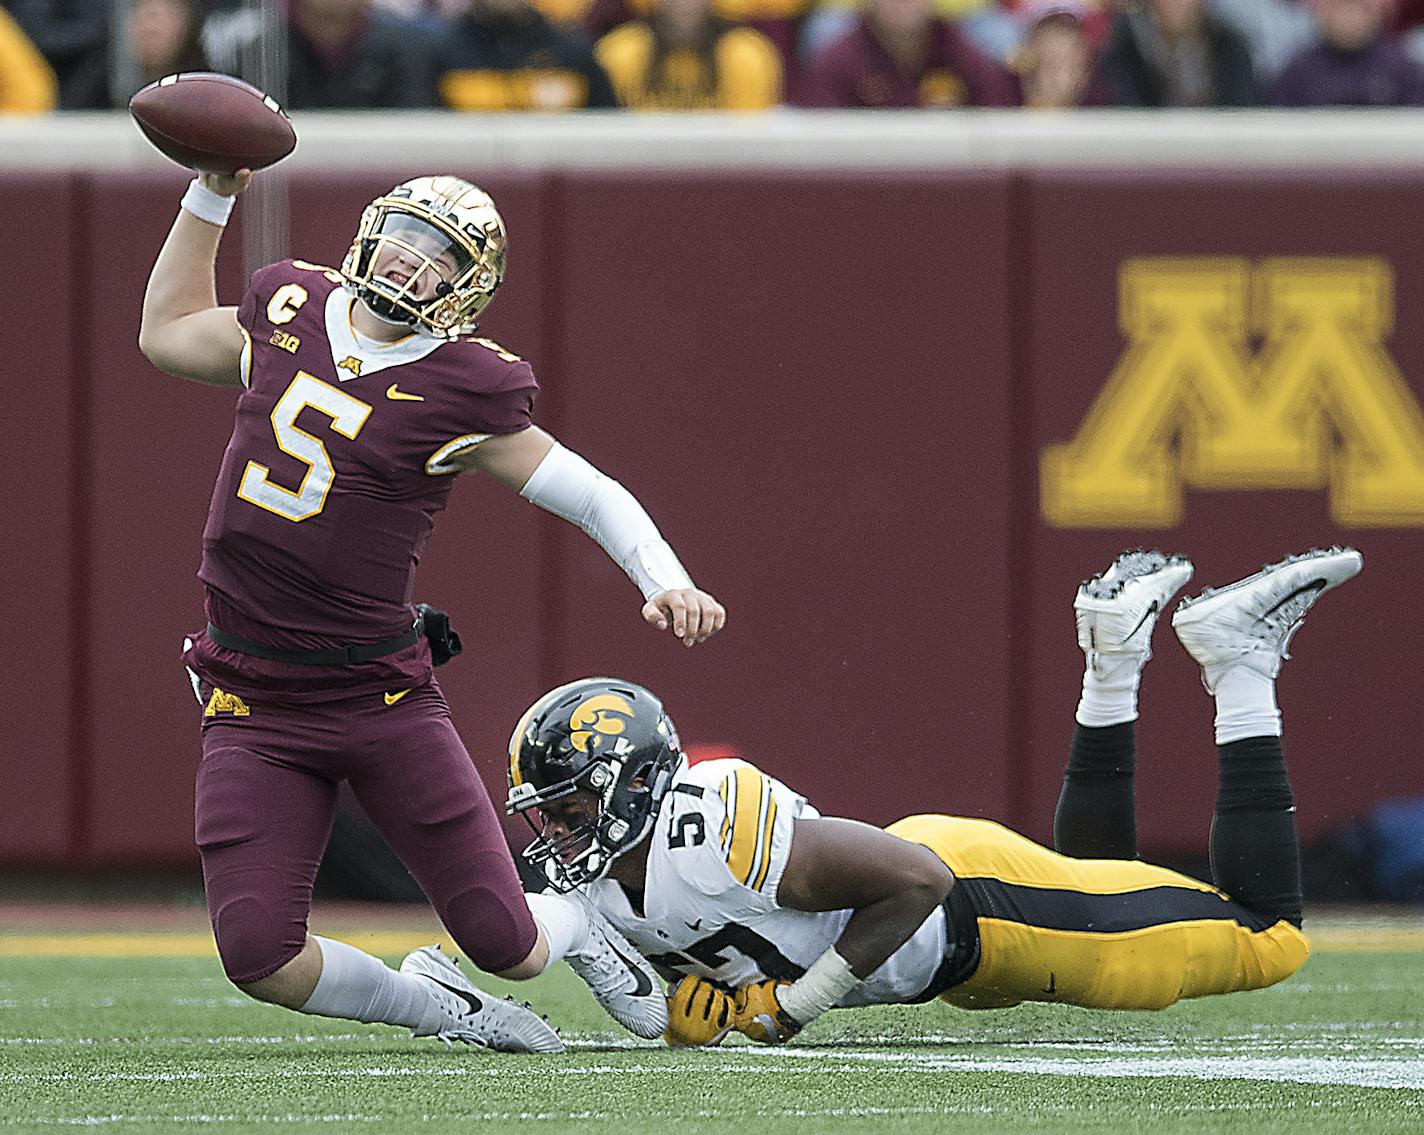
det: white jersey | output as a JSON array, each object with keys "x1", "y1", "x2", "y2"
[{"x1": 584, "y1": 758, "x2": 948, "y2": 1007}]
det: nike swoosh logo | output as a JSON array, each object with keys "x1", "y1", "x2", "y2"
[
  {"x1": 1123, "y1": 600, "x2": 1159, "y2": 642},
  {"x1": 607, "y1": 939, "x2": 654, "y2": 997},
  {"x1": 386, "y1": 384, "x2": 424, "y2": 402},
  {"x1": 427, "y1": 976, "x2": 484, "y2": 1016},
  {"x1": 384, "y1": 689, "x2": 412, "y2": 706},
  {"x1": 1262, "y1": 579, "x2": 1327, "y2": 618}
]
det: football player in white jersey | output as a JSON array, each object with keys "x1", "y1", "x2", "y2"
[{"x1": 508, "y1": 546, "x2": 1362, "y2": 1046}]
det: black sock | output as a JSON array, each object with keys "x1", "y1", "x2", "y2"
[
  {"x1": 1053, "y1": 722, "x2": 1137, "y2": 859},
  {"x1": 1210, "y1": 736, "x2": 1303, "y2": 927}
]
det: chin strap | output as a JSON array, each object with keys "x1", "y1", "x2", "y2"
[{"x1": 358, "y1": 290, "x2": 418, "y2": 329}]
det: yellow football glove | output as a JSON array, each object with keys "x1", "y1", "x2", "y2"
[
  {"x1": 664, "y1": 976, "x2": 736, "y2": 1047},
  {"x1": 734, "y1": 979, "x2": 802, "y2": 1045}
]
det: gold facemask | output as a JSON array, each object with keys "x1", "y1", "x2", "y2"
[{"x1": 340, "y1": 175, "x2": 507, "y2": 339}]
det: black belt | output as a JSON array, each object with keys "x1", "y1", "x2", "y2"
[{"x1": 206, "y1": 616, "x2": 423, "y2": 666}]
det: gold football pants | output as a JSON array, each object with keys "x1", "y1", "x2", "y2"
[{"x1": 888, "y1": 814, "x2": 1309, "y2": 1012}]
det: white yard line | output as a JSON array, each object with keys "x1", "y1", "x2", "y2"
[
  {"x1": 1, "y1": 1109, "x2": 996, "y2": 1127},
  {"x1": 5, "y1": 1052, "x2": 1424, "y2": 1092},
  {"x1": 756, "y1": 1046, "x2": 1424, "y2": 1090}
]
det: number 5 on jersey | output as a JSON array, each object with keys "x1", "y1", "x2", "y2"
[{"x1": 237, "y1": 371, "x2": 373, "y2": 522}]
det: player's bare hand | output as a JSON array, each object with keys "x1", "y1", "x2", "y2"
[
  {"x1": 642, "y1": 588, "x2": 726, "y2": 647},
  {"x1": 199, "y1": 169, "x2": 253, "y2": 197}
]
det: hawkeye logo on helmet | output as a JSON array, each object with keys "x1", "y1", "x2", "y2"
[{"x1": 570, "y1": 694, "x2": 635, "y2": 754}]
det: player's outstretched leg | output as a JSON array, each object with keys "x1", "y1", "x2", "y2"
[
  {"x1": 279, "y1": 936, "x2": 562, "y2": 1053},
  {"x1": 1172, "y1": 546, "x2": 1363, "y2": 926},
  {"x1": 399, "y1": 945, "x2": 565, "y2": 1053},
  {"x1": 1054, "y1": 550, "x2": 1194, "y2": 859}
]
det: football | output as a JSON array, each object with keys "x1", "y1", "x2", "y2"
[{"x1": 129, "y1": 73, "x2": 296, "y2": 175}]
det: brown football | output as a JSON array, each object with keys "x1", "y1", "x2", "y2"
[{"x1": 129, "y1": 72, "x2": 296, "y2": 175}]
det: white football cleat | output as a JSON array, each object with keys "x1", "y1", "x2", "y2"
[
  {"x1": 566, "y1": 909, "x2": 668, "y2": 1040},
  {"x1": 1075, "y1": 549, "x2": 1194, "y2": 677},
  {"x1": 1171, "y1": 546, "x2": 1363, "y2": 686},
  {"x1": 400, "y1": 944, "x2": 564, "y2": 1054}
]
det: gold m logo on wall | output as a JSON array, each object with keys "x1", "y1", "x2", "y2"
[{"x1": 1041, "y1": 257, "x2": 1424, "y2": 527}]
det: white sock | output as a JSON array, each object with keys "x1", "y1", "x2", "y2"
[
  {"x1": 1208, "y1": 664, "x2": 1281, "y2": 745},
  {"x1": 525, "y1": 890, "x2": 593, "y2": 971},
  {"x1": 1075, "y1": 657, "x2": 1144, "y2": 727},
  {"x1": 298, "y1": 936, "x2": 443, "y2": 1033}
]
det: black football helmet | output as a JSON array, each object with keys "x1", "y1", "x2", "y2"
[{"x1": 507, "y1": 677, "x2": 685, "y2": 892}]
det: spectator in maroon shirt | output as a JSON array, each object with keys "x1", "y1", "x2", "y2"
[
  {"x1": 1272, "y1": 0, "x2": 1424, "y2": 105},
  {"x1": 798, "y1": 0, "x2": 1017, "y2": 107},
  {"x1": 285, "y1": 0, "x2": 441, "y2": 108}
]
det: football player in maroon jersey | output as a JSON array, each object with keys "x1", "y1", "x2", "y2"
[{"x1": 138, "y1": 169, "x2": 722, "y2": 1051}]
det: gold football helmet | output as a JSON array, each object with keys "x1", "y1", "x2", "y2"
[{"x1": 340, "y1": 175, "x2": 507, "y2": 339}]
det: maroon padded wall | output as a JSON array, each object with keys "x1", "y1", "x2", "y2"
[
  {"x1": 546, "y1": 171, "x2": 1016, "y2": 828},
  {"x1": 1020, "y1": 171, "x2": 1424, "y2": 851},
  {"x1": 0, "y1": 176, "x2": 77, "y2": 862},
  {"x1": 81, "y1": 171, "x2": 248, "y2": 861},
  {"x1": 5, "y1": 165, "x2": 1420, "y2": 867}
]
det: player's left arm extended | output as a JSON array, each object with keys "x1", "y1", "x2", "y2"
[
  {"x1": 459, "y1": 425, "x2": 726, "y2": 646},
  {"x1": 737, "y1": 817, "x2": 955, "y2": 1042}
]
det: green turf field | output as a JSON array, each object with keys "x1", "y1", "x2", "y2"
[{"x1": 1, "y1": 917, "x2": 1422, "y2": 1134}]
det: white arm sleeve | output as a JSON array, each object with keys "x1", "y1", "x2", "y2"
[{"x1": 519, "y1": 442, "x2": 695, "y2": 600}]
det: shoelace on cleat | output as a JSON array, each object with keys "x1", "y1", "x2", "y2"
[{"x1": 576, "y1": 943, "x2": 633, "y2": 995}]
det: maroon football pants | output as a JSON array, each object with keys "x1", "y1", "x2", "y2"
[{"x1": 193, "y1": 680, "x2": 536, "y2": 984}]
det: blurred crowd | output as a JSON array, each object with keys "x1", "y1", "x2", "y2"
[{"x1": 2, "y1": 0, "x2": 1423, "y2": 114}]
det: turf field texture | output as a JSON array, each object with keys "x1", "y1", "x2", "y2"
[{"x1": 1, "y1": 904, "x2": 1421, "y2": 1134}]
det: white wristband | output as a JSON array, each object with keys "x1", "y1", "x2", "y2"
[
  {"x1": 180, "y1": 178, "x2": 236, "y2": 226},
  {"x1": 777, "y1": 947, "x2": 861, "y2": 1027}
]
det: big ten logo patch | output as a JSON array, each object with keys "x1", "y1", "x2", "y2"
[
  {"x1": 204, "y1": 688, "x2": 251, "y2": 717},
  {"x1": 1041, "y1": 258, "x2": 1424, "y2": 527}
]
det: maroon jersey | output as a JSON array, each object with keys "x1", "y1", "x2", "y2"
[
  {"x1": 799, "y1": 19, "x2": 1017, "y2": 108},
  {"x1": 186, "y1": 259, "x2": 536, "y2": 702}
]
